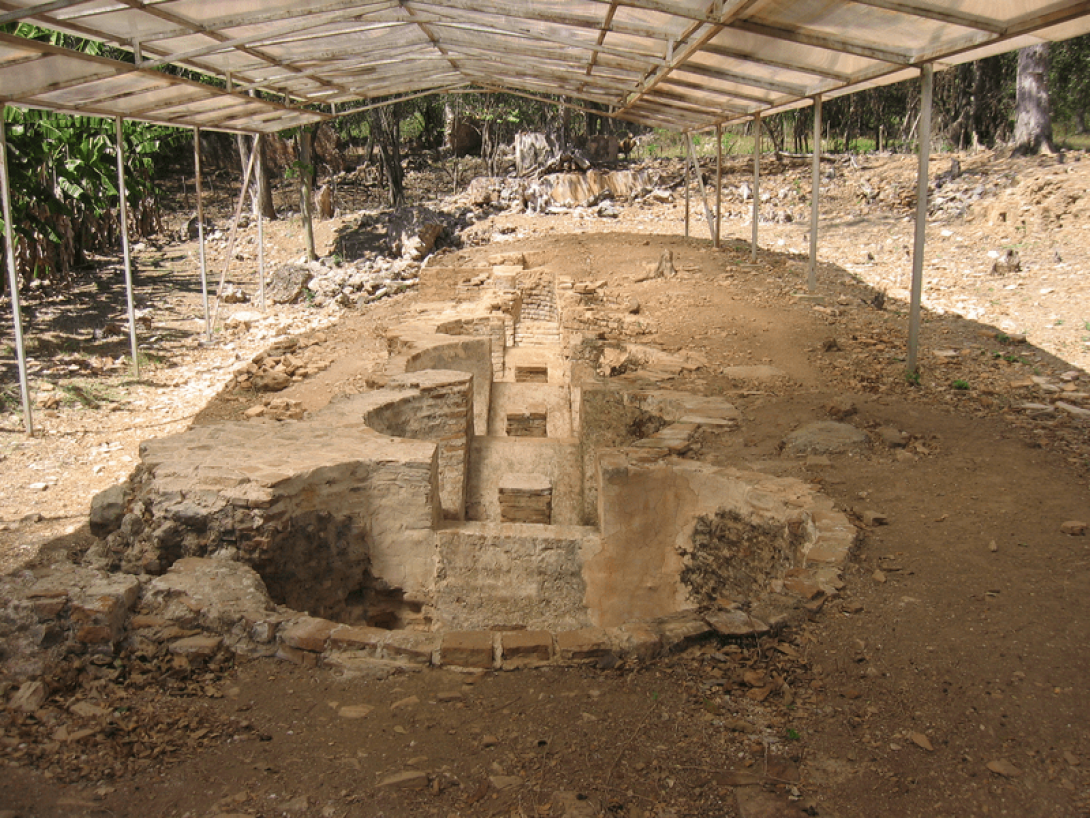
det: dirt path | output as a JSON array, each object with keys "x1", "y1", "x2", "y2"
[{"x1": 2, "y1": 150, "x2": 1089, "y2": 817}]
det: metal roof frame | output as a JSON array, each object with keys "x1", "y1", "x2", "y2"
[{"x1": 0, "y1": 1, "x2": 1087, "y2": 134}]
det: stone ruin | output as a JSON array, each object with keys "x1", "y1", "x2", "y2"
[{"x1": 1, "y1": 251, "x2": 856, "y2": 681}]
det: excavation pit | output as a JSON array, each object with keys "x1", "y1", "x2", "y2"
[{"x1": 79, "y1": 264, "x2": 855, "y2": 668}]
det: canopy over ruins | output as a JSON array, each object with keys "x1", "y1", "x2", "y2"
[{"x1": 1, "y1": 0, "x2": 1089, "y2": 134}]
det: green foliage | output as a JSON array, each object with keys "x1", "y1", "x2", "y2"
[
  {"x1": 0, "y1": 24, "x2": 183, "y2": 293},
  {"x1": 952, "y1": 379, "x2": 971, "y2": 390}
]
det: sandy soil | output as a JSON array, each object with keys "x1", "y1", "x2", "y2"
[{"x1": 1, "y1": 148, "x2": 1089, "y2": 818}]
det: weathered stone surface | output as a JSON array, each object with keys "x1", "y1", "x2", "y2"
[
  {"x1": 735, "y1": 786, "x2": 810, "y2": 817},
  {"x1": 378, "y1": 770, "x2": 429, "y2": 790},
  {"x1": 875, "y1": 426, "x2": 908, "y2": 448},
  {"x1": 281, "y1": 617, "x2": 337, "y2": 652},
  {"x1": 266, "y1": 263, "x2": 311, "y2": 305},
  {"x1": 704, "y1": 609, "x2": 770, "y2": 637},
  {"x1": 500, "y1": 630, "x2": 552, "y2": 668},
  {"x1": 556, "y1": 627, "x2": 610, "y2": 660},
  {"x1": 329, "y1": 625, "x2": 387, "y2": 651},
  {"x1": 143, "y1": 559, "x2": 280, "y2": 648},
  {"x1": 606, "y1": 622, "x2": 662, "y2": 662},
  {"x1": 89, "y1": 483, "x2": 128, "y2": 537},
  {"x1": 169, "y1": 635, "x2": 223, "y2": 657},
  {"x1": 388, "y1": 206, "x2": 446, "y2": 261},
  {"x1": 652, "y1": 611, "x2": 713, "y2": 652},
  {"x1": 383, "y1": 631, "x2": 439, "y2": 664},
  {"x1": 783, "y1": 421, "x2": 870, "y2": 456},
  {"x1": 441, "y1": 631, "x2": 494, "y2": 669},
  {"x1": 9, "y1": 680, "x2": 48, "y2": 712},
  {"x1": 498, "y1": 473, "x2": 552, "y2": 524},
  {"x1": 1061, "y1": 520, "x2": 1088, "y2": 536}
]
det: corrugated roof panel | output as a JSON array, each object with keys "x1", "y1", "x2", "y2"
[{"x1": 0, "y1": 0, "x2": 1087, "y2": 133}]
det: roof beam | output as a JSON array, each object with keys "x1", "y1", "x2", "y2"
[
  {"x1": 699, "y1": 42, "x2": 854, "y2": 83},
  {"x1": 728, "y1": 20, "x2": 916, "y2": 65},
  {"x1": 847, "y1": 0, "x2": 1006, "y2": 34}
]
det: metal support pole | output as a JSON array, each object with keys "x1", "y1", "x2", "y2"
[
  {"x1": 715, "y1": 124, "x2": 722, "y2": 249},
  {"x1": 808, "y1": 95, "x2": 823, "y2": 291},
  {"x1": 907, "y1": 64, "x2": 934, "y2": 375},
  {"x1": 257, "y1": 140, "x2": 266, "y2": 312},
  {"x1": 209, "y1": 140, "x2": 259, "y2": 334},
  {"x1": 193, "y1": 127, "x2": 210, "y2": 341},
  {"x1": 751, "y1": 113, "x2": 761, "y2": 262},
  {"x1": 0, "y1": 106, "x2": 33, "y2": 435},
  {"x1": 684, "y1": 141, "x2": 691, "y2": 238},
  {"x1": 114, "y1": 117, "x2": 139, "y2": 379},
  {"x1": 686, "y1": 134, "x2": 715, "y2": 243}
]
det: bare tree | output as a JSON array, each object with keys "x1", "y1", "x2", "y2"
[{"x1": 1013, "y1": 44, "x2": 1055, "y2": 155}]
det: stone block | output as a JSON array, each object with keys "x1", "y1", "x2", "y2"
[
  {"x1": 330, "y1": 624, "x2": 387, "y2": 651},
  {"x1": 652, "y1": 611, "x2": 713, "y2": 652},
  {"x1": 169, "y1": 635, "x2": 223, "y2": 658},
  {"x1": 281, "y1": 617, "x2": 337, "y2": 653},
  {"x1": 383, "y1": 631, "x2": 440, "y2": 665},
  {"x1": 441, "y1": 631, "x2": 495, "y2": 669},
  {"x1": 498, "y1": 473, "x2": 552, "y2": 524},
  {"x1": 704, "y1": 609, "x2": 770, "y2": 637},
  {"x1": 556, "y1": 627, "x2": 610, "y2": 661},
  {"x1": 500, "y1": 631, "x2": 553, "y2": 668},
  {"x1": 607, "y1": 622, "x2": 661, "y2": 662}
]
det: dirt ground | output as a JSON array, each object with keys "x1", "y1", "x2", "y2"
[{"x1": 1, "y1": 148, "x2": 1090, "y2": 817}]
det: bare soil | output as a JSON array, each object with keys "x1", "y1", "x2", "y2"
[{"x1": 2, "y1": 148, "x2": 1089, "y2": 818}]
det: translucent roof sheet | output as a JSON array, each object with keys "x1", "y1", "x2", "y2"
[{"x1": 1, "y1": 0, "x2": 1088, "y2": 134}]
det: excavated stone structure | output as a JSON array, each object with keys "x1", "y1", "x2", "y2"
[{"x1": 3, "y1": 252, "x2": 857, "y2": 675}]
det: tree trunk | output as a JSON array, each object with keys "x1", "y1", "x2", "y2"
[
  {"x1": 1013, "y1": 44, "x2": 1055, "y2": 155},
  {"x1": 236, "y1": 134, "x2": 276, "y2": 219},
  {"x1": 369, "y1": 106, "x2": 405, "y2": 208}
]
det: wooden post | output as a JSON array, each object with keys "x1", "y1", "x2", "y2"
[
  {"x1": 907, "y1": 65, "x2": 934, "y2": 376},
  {"x1": 0, "y1": 106, "x2": 33, "y2": 435}
]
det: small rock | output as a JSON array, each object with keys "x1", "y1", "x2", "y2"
[
  {"x1": 1060, "y1": 521, "x2": 1087, "y2": 536},
  {"x1": 825, "y1": 397, "x2": 857, "y2": 420},
  {"x1": 991, "y1": 249, "x2": 1021, "y2": 276},
  {"x1": 9, "y1": 679, "x2": 48, "y2": 712},
  {"x1": 909, "y1": 731, "x2": 934, "y2": 751},
  {"x1": 872, "y1": 569, "x2": 887, "y2": 584},
  {"x1": 783, "y1": 421, "x2": 869, "y2": 456},
  {"x1": 875, "y1": 426, "x2": 908, "y2": 449},
  {"x1": 378, "y1": 770, "x2": 429, "y2": 790},
  {"x1": 339, "y1": 704, "x2": 374, "y2": 719},
  {"x1": 391, "y1": 695, "x2": 420, "y2": 711},
  {"x1": 986, "y1": 759, "x2": 1023, "y2": 778},
  {"x1": 489, "y1": 775, "x2": 523, "y2": 791},
  {"x1": 862, "y1": 510, "x2": 889, "y2": 527}
]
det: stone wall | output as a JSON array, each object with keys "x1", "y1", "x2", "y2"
[
  {"x1": 465, "y1": 437, "x2": 584, "y2": 526},
  {"x1": 390, "y1": 330, "x2": 493, "y2": 435},
  {"x1": 100, "y1": 417, "x2": 441, "y2": 627},
  {"x1": 353, "y1": 370, "x2": 473, "y2": 521},
  {"x1": 434, "y1": 522, "x2": 596, "y2": 631},
  {"x1": 583, "y1": 454, "x2": 855, "y2": 628}
]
